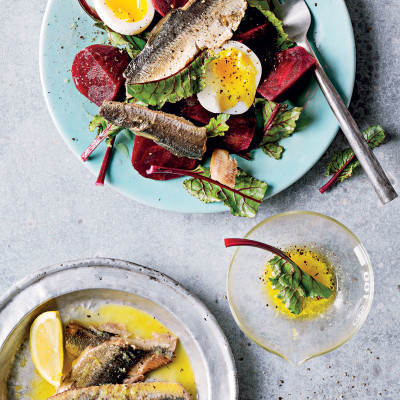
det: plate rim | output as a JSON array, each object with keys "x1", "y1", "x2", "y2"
[
  {"x1": 39, "y1": 0, "x2": 356, "y2": 214},
  {"x1": 0, "y1": 257, "x2": 238, "y2": 399}
]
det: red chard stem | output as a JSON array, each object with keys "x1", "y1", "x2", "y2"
[
  {"x1": 78, "y1": 0, "x2": 102, "y2": 22},
  {"x1": 263, "y1": 103, "x2": 280, "y2": 134},
  {"x1": 81, "y1": 123, "x2": 114, "y2": 162},
  {"x1": 319, "y1": 153, "x2": 356, "y2": 194},
  {"x1": 224, "y1": 238, "x2": 294, "y2": 264},
  {"x1": 147, "y1": 166, "x2": 262, "y2": 204},
  {"x1": 319, "y1": 127, "x2": 382, "y2": 194},
  {"x1": 95, "y1": 137, "x2": 115, "y2": 186}
]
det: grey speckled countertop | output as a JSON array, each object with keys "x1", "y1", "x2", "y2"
[{"x1": 1, "y1": 1, "x2": 399, "y2": 399}]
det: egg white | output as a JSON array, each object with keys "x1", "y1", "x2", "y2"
[
  {"x1": 93, "y1": 0, "x2": 155, "y2": 35},
  {"x1": 197, "y1": 41, "x2": 262, "y2": 115}
]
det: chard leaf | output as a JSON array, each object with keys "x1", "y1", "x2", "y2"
[
  {"x1": 89, "y1": 114, "x2": 108, "y2": 132},
  {"x1": 262, "y1": 143, "x2": 284, "y2": 159},
  {"x1": 325, "y1": 125, "x2": 385, "y2": 183},
  {"x1": 255, "y1": 99, "x2": 303, "y2": 158},
  {"x1": 205, "y1": 114, "x2": 230, "y2": 138},
  {"x1": 126, "y1": 98, "x2": 149, "y2": 107},
  {"x1": 363, "y1": 125, "x2": 386, "y2": 147},
  {"x1": 262, "y1": 104, "x2": 303, "y2": 144},
  {"x1": 127, "y1": 51, "x2": 214, "y2": 107},
  {"x1": 89, "y1": 114, "x2": 123, "y2": 140},
  {"x1": 254, "y1": 98, "x2": 280, "y2": 132},
  {"x1": 122, "y1": 34, "x2": 147, "y2": 51},
  {"x1": 268, "y1": 255, "x2": 332, "y2": 315},
  {"x1": 183, "y1": 167, "x2": 221, "y2": 205},
  {"x1": 95, "y1": 22, "x2": 146, "y2": 58},
  {"x1": 268, "y1": 256, "x2": 304, "y2": 315},
  {"x1": 249, "y1": 3, "x2": 295, "y2": 50},
  {"x1": 115, "y1": 142, "x2": 129, "y2": 156},
  {"x1": 247, "y1": 0, "x2": 271, "y2": 9},
  {"x1": 183, "y1": 166, "x2": 268, "y2": 218},
  {"x1": 325, "y1": 148, "x2": 357, "y2": 182}
]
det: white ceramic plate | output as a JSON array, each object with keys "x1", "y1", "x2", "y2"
[{"x1": 0, "y1": 258, "x2": 237, "y2": 399}]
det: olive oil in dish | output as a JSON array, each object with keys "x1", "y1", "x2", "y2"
[
  {"x1": 27, "y1": 371, "x2": 56, "y2": 399},
  {"x1": 26, "y1": 304, "x2": 197, "y2": 399},
  {"x1": 263, "y1": 248, "x2": 337, "y2": 319}
]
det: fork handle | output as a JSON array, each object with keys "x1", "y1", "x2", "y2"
[{"x1": 305, "y1": 42, "x2": 397, "y2": 204}]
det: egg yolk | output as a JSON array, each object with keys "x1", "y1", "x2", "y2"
[
  {"x1": 105, "y1": 0, "x2": 148, "y2": 22},
  {"x1": 209, "y1": 47, "x2": 258, "y2": 112}
]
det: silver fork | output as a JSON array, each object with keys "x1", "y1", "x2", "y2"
[{"x1": 272, "y1": 0, "x2": 397, "y2": 204}]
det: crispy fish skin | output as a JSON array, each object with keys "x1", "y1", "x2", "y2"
[
  {"x1": 100, "y1": 101, "x2": 207, "y2": 160},
  {"x1": 124, "y1": 335, "x2": 178, "y2": 383},
  {"x1": 65, "y1": 322, "x2": 117, "y2": 359},
  {"x1": 124, "y1": 0, "x2": 247, "y2": 84},
  {"x1": 49, "y1": 383, "x2": 191, "y2": 400},
  {"x1": 63, "y1": 322, "x2": 178, "y2": 386},
  {"x1": 127, "y1": 335, "x2": 177, "y2": 355},
  {"x1": 58, "y1": 339, "x2": 144, "y2": 392}
]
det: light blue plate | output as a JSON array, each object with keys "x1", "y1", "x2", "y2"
[{"x1": 39, "y1": 0, "x2": 355, "y2": 213}]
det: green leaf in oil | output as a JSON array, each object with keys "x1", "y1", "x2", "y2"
[{"x1": 268, "y1": 255, "x2": 332, "y2": 315}]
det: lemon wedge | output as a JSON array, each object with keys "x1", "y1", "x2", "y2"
[{"x1": 30, "y1": 311, "x2": 64, "y2": 387}]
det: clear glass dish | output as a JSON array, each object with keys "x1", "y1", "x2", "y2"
[{"x1": 227, "y1": 211, "x2": 374, "y2": 366}]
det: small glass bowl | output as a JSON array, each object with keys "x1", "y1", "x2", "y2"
[{"x1": 227, "y1": 211, "x2": 373, "y2": 366}]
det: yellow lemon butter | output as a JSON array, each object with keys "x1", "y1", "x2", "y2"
[
  {"x1": 263, "y1": 248, "x2": 337, "y2": 319},
  {"x1": 28, "y1": 304, "x2": 197, "y2": 399}
]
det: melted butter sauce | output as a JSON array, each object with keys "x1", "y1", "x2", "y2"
[
  {"x1": 263, "y1": 248, "x2": 337, "y2": 319},
  {"x1": 28, "y1": 371, "x2": 55, "y2": 399},
  {"x1": 28, "y1": 304, "x2": 197, "y2": 399}
]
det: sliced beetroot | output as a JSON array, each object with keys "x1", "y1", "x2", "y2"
[
  {"x1": 234, "y1": 23, "x2": 270, "y2": 42},
  {"x1": 234, "y1": 6, "x2": 277, "y2": 65},
  {"x1": 235, "y1": 6, "x2": 270, "y2": 36},
  {"x1": 181, "y1": 100, "x2": 256, "y2": 154},
  {"x1": 152, "y1": 0, "x2": 190, "y2": 17},
  {"x1": 257, "y1": 46, "x2": 316, "y2": 101},
  {"x1": 72, "y1": 44, "x2": 131, "y2": 107},
  {"x1": 215, "y1": 111, "x2": 256, "y2": 154},
  {"x1": 181, "y1": 103, "x2": 212, "y2": 125},
  {"x1": 132, "y1": 135, "x2": 197, "y2": 181}
]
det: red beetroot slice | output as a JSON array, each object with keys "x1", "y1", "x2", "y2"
[
  {"x1": 181, "y1": 103, "x2": 212, "y2": 125},
  {"x1": 152, "y1": 0, "x2": 190, "y2": 17},
  {"x1": 132, "y1": 135, "x2": 197, "y2": 181},
  {"x1": 234, "y1": 23, "x2": 270, "y2": 42},
  {"x1": 216, "y1": 110, "x2": 256, "y2": 154},
  {"x1": 181, "y1": 102, "x2": 256, "y2": 154},
  {"x1": 257, "y1": 46, "x2": 316, "y2": 101},
  {"x1": 72, "y1": 44, "x2": 131, "y2": 107}
]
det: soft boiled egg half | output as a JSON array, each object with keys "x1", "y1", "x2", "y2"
[
  {"x1": 197, "y1": 41, "x2": 262, "y2": 115},
  {"x1": 93, "y1": 0, "x2": 155, "y2": 35}
]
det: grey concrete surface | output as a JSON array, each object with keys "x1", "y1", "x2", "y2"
[{"x1": 0, "y1": 0, "x2": 399, "y2": 399}]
